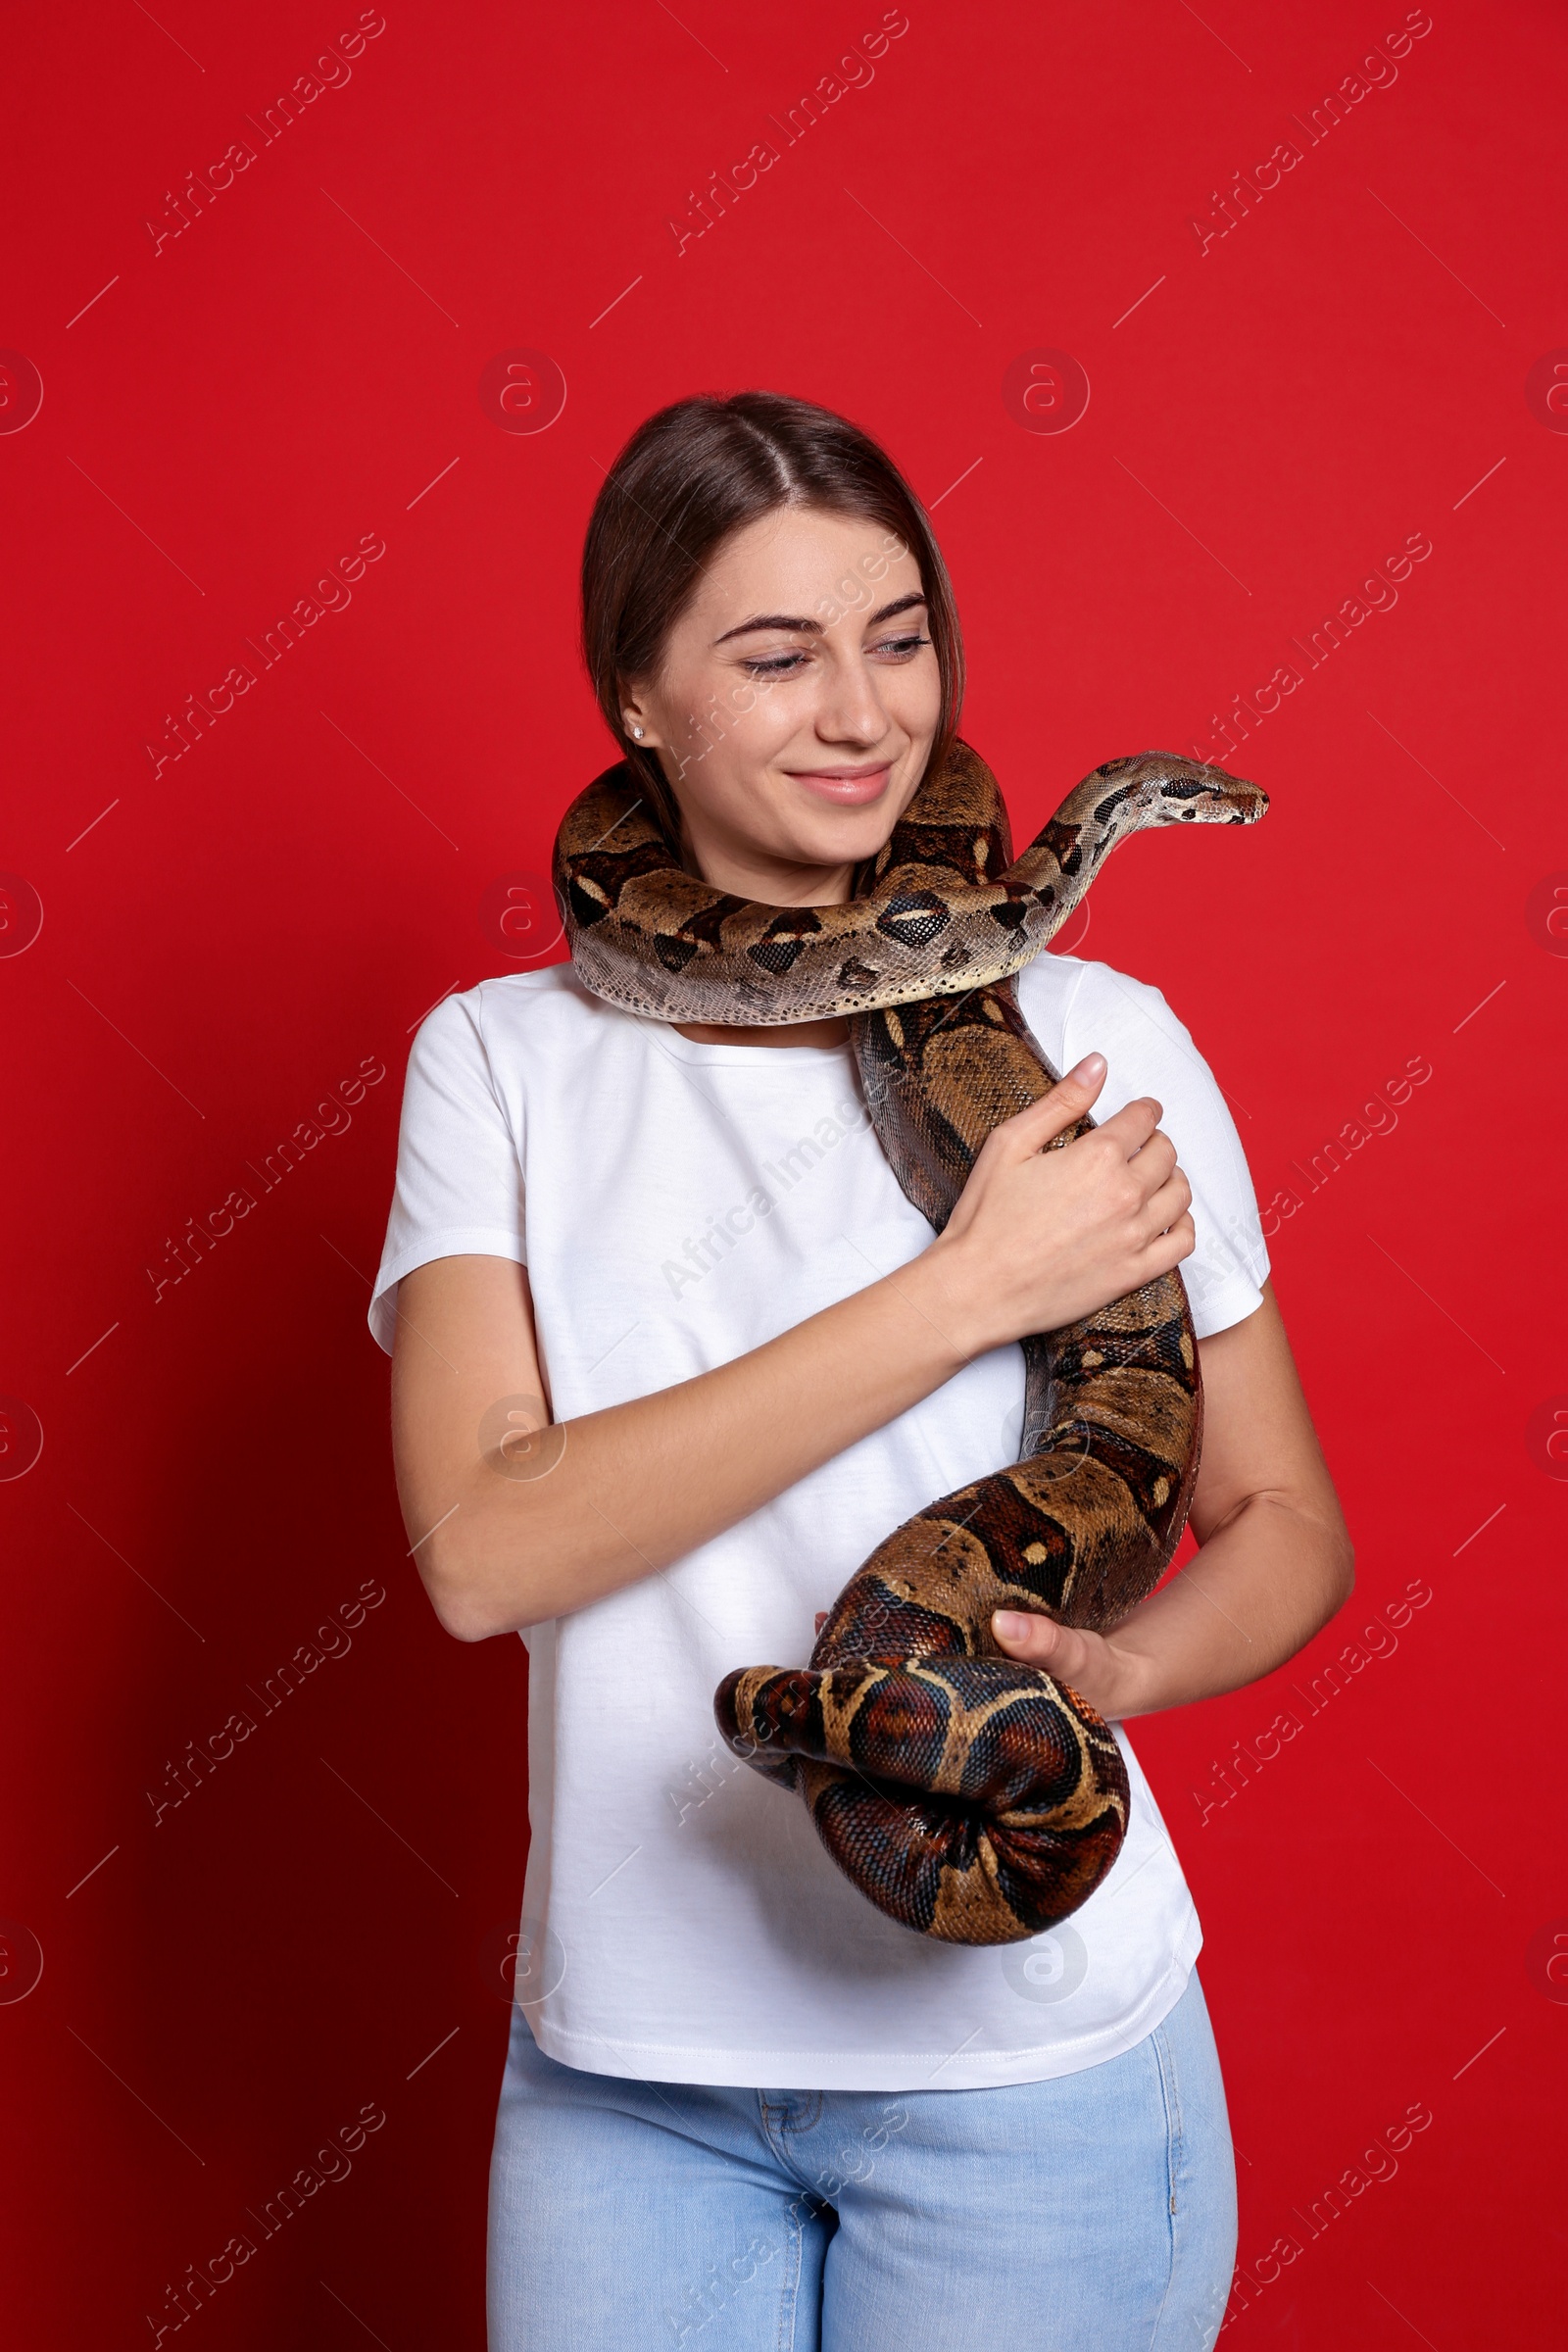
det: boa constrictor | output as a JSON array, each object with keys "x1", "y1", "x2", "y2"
[{"x1": 555, "y1": 739, "x2": 1266, "y2": 1944}]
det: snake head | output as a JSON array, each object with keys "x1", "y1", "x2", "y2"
[{"x1": 1102, "y1": 753, "x2": 1269, "y2": 830}]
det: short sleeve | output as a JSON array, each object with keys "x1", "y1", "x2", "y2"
[
  {"x1": 367, "y1": 988, "x2": 526, "y2": 1354},
  {"x1": 1054, "y1": 959, "x2": 1270, "y2": 1341}
]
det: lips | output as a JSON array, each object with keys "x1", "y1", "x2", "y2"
[{"x1": 784, "y1": 760, "x2": 894, "y2": 806}]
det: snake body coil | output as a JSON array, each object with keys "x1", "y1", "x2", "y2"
[{"x1": 556, "y1": 740, "x2": 1266, "y2": 1944}]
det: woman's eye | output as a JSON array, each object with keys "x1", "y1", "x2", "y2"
[
  {"x1": 742, "y1": 650, "x2": 810, "y2": 676},
  {"x1": 740, "y1": 632, "x2": 929, "y2": 678}
]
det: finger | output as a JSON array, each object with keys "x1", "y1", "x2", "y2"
[
  {"x1": 1126, "y1": 1130, "x2": 1178, "y2": 1199},
  {"x1": 1095, "y1": 1095, "x2": 1164, "y2": 1157},
  {"x1": 992, "y1": 1608, "x2": 1097, "y2": 1688},
  {"x1": 1137, "y1": 1206, "x2": 1196, "y2": 1273},
  {"x1": 1137, "y1": 1169, "x2": 1192, "y2": 1241},
  {"x1": 991, "y1": 1055, "x2": 1106, "y2": 1155}
]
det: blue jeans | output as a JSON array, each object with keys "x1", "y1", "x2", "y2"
[{"x1": 486, "y1": 1966, "x2": 1237, "y2": 2350}]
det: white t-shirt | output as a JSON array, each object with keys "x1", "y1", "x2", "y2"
[{"x1": 368, "y1": 952, "x2": 1269, "y2": 2091}]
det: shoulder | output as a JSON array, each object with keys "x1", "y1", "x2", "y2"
[
  {"x1": 1015, "y1": 950, "x2": 1250, "y2": 1181},
  {"x1": 1017, "y1": 955, "x2": 1269, "y2": 1335},
  {"x1": 407, "y1": 961, "x2": 609, "y2": 1079},
  {"x1": 1014, "y1": 952, "x2": 1199, "y2": 1078}
]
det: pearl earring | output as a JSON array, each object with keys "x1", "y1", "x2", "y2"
[{"x1": 630, "y1": 724, "x2": 644, "y2": 739}]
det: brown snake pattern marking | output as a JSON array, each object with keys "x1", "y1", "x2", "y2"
[{"x1": 555, "y1": 739, "x2": 1267, "y2": 1944}]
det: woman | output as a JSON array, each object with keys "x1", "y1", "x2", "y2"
[{"x1": 369, "y1": 392, "x2": 1352, "y2": 2351}]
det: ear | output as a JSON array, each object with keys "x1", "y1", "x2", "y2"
[{"x1": 617, "y1": 679, "x2": 662, "y2": 749}]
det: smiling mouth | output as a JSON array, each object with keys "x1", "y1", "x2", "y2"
[{"x1": 784, "y1": 760, "x2": 894, "y2": 805}]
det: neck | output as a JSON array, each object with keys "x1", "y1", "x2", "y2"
[{"x1": 678, "y1": 813, "x2": 858, "y2": 912}]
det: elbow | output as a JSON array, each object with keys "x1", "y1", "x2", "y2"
[
  {"x1": 421, "y1": 1569, "x2": 492, "y2": 1643},
  {"x1": 414, "y1": 1514, "x2": 550, "y2": 1646},
  {"x1": 433, "y1": 1589, "x2": 501, "y2": 1643},
  {"x1": 1322, "y1": 1525, "x2": 1356, "y2": 1621},
  {"x1": 1268, "y1": 1486, "x2": 1356, "y2": 1621},
  {"x1": 416, "y1": 1531, "x2": 514, "y2": 1644}
]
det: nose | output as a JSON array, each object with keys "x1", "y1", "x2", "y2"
[{"x1": 813, "y1": 640, "x2": 892, "y2": 749}]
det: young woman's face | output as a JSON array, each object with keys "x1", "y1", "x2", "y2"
[{"x1": 620, "y1": 506, "x2": 944, "y2": 900}]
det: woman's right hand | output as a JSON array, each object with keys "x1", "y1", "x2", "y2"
[{"x1": 916, "y1": 1054, "x2": 1195, "y2": 1358}]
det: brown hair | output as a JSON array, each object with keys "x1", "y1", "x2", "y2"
[{"x1": 580, "y1": 390, "x2": 964, "y2": 850}]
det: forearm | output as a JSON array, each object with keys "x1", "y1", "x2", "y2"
[
  {"x1": 1109, "y1": 1492, "x2": 1354, "y2": 1720},
  {"x1": 416, "y1": 1247, "x2": 973, "y2": 1640}
]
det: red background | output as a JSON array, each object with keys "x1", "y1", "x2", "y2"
[{"x1": 2, "y1": 0, "x2": 1564, "y2": 2342}]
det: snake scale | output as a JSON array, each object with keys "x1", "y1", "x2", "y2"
[{"x1": 555, "y1": 738, "x2": 1266, "y2": 1945}]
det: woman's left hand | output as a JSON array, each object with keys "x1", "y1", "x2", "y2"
[{"x1": 991, "y1": 1609, "x2": 1145, "y2": 1723}]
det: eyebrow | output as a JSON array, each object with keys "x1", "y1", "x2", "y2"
[{"x1": 712, "y1": 591, "x2": 928, "y2": 646}]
